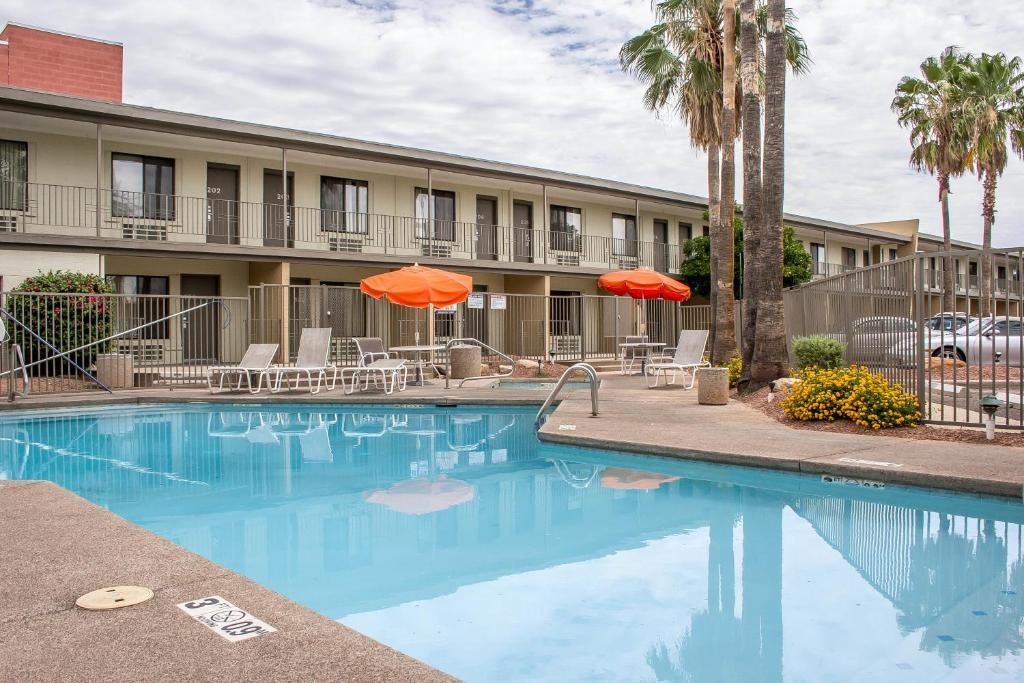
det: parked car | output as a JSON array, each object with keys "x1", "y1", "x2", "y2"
[
  {"x1": 847, "y1": 316, "x2": 917, "y2": 365},
  {"x1": 924, "y1": 312, "x2": 977, "y2": 333},
  {"x1": 885, "y1": 316, "x2": 1024, "y2": 367}
]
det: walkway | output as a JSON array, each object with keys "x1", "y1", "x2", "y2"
[{"x1": 540, "y1": 373, "x2": 1024, "y2": 500}]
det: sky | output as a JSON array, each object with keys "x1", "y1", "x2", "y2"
[{"x1": 6, "y1": 0, "x2": 1024, "y2": 245}]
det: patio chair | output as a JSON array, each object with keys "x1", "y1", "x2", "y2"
[
  {"x1": 645, "y1": 329, "x2": 711, "y2": 389},
  {"x1": 620, "y1": 335, "x2": 649, "y2": 375},
  {"x1": 345, "y1": 337, "x2": 408, "y2": 395},
  {"x1": 270, "y1": 328, "x2": 336, "y2": 394},
  {"x1": 206, "y1": 343, "x2": 279, "y2": 394}
]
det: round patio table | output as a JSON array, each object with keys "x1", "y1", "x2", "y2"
[
  {"x1": 618, "y1": 341, "x2": 666, "y2": 375},
  {"x1": 390, "y1": 344, "x2": 446, "y2": 386}
]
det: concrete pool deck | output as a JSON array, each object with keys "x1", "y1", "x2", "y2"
[
  {"x1": 0, "y1": 479, "x2": 458, "y2": 682},
  {"x1": 540, "y1": 373, "x2": 1024, "y2": 500}
]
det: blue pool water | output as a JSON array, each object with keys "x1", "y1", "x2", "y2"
[{"x1": 2, "y1": 403, "x2": 1023, "y2": 682}]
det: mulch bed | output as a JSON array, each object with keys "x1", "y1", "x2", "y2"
[{"x1": 737, "y1": 386, "x2": 1024, "y2": 448}]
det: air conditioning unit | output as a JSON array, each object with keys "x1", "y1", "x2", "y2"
[
  {"x1": 115, "y1": 340, "x2": 166, "y2": 364},
  {"x1": 329, "y1": 236, "x2": 364, "y2": 253},
  {"x1": 614, "y1": 255, "x2": 639, "y2": 269},
  {"x1": 122, "y1": 223, "x2": 167, "y2": 241},
  {"x1": 556, "y1": 253, "x2": 580, "y2": 267},
  {"x1": 0, "y1": 215, "x2": 18, "y2": 232},
  {"x1": 422, "y1": 243, "x2": 452, "y2": 258}
]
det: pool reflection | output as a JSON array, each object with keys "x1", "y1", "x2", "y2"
[{"x1": 2, "y1": 405, "x2": 1023, "y2": 680}]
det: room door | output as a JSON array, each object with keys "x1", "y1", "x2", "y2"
[
  {"x1": 263, "y1": 170, "x2": 295, "y2": 247},
  {"x1": 653, "y1": 219, "x2": 668, "y2": 272},
  {"x1": 180, "y1": 275, "x2": 220, "y2": 362},
  {"x1": 476, "y1": 196, "x2": 498, "y2": 260},
  {"x1": 513, "y1": 200, "x2": 533, "y2": 263},
  {"x1": 206, "y1": 164, "x2": 239, "y2": 244}
]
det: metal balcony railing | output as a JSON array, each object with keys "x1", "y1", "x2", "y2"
[{"x1": 0, "y1": 180, "x2": 685, "y2": 273}]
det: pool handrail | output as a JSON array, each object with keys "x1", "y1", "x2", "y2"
[
  {"x1": 535, "y1": 363, "x2": 599, "y2": 428},
  {"x1": 444, "y1": 337, "x2": 516, "y2": 388}
]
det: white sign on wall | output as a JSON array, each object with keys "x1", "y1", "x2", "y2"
[
  {"x1": 467, "y1": 293, "x2": 485, "y2": 309},
  {"x1": 490, "y1": 294, "x2": 507, "y2": 310},
  {"x1": 176, "y1": 596, "x2": 277, "y2": 642}
]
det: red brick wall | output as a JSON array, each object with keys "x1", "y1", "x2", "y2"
[{"x1": 0, "y1": 24, "x2": 122, "y2": 102}]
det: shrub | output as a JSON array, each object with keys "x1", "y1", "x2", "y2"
[
  {"x1": 792, "y1": 335, "x2": 846, "y2": 370},
  {"x1": 8, "y1": 271, "x2": 114, "y2": 374},
  {"x1": 721, "y1": 356, "x2": 742, "y2": 387},
  {"x1": 780, "y1": 366, "x2": 920, "y2": 429}
]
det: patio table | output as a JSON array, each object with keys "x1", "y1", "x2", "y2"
[
  {"x1": 618, "y1": 341, "x2": 666, "y2": 375},
  {"x1": 390, "y1": 344, "x2": 446, "y2": 386}
]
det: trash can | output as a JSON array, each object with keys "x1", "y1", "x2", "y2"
[
  {"x1": 95, "y1": 352, "x2": 134, "y2": 389},
  {"x1": 450, "y1": 345, "x2": 482, "y2": 380},
  {"x1": 696, "y1": 367, "x2": 729, "y2": 405}
]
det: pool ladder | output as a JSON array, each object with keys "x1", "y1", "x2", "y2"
[{"x1": 535, "y1": 363, "x2": 599, "y2": 428}]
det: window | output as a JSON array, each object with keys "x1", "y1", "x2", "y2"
[
  {"x1": 612, "y1": 213, "x2": 638, "y2": 257},
  {"x1": 415, "y1": 188, "x2": 455, "y2": 241},
  {"x1": 549, "y1": 205, "x2": 582, "y2": 251},
  {"x1": 0, "y1": 140, "x2": 28, "y2": 211},
  {"x1": 863, "y1": 250, "x2": 870, "y2": 266},
  {"x1": 321, "y1": 177, "x2": 368, "y2": 233},
  {"x1": 889, "y1": 248, "x2": 898, "y2": 261},
  {"x1": 112, "y1": 153, "x2": 175, "y2": 219},
  {"x1": 809, "y1": 243, "x2": 825, "y2": 273},
  {"x1": 993, "y1": 320, "x2": 1023, "y2": 336},
  {"x1": 842, "y1": 247, "x2": 857, "y2": 269},
  {"x1": 679, "y1": 222, "x2": 692, "y2": 243},
  {"x1": 702, "y1": 225, "x2": 710, "y2": 237},
  {"x1": 106, "y1": 275, "x2": 169, "y2": 338}
]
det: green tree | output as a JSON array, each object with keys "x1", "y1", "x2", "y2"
[
  {"x1": 892, "y1": 46, "x2": 974, "y2": 313},
  {"x1": 959, "y1": 52, "x2": 1024, "y2": 316},
  {"x1": 681, "y1": 218, "x2": 811, "y2": 297}
]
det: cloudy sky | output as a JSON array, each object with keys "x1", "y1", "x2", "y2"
[{"x1": 8, "y1": 0, "x2": 1024, "y2": 244}]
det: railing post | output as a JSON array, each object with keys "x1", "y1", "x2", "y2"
[
  {"x1": 915, "y1": 256, "x2": 927, "y2": 422},
  {"x1": 95, "y1": 123, "x2": 103, "y2": 236}
]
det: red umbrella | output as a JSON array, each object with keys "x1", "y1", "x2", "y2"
[{"x1": 598, "y1": 268, "x2": 691, "y2": 301}]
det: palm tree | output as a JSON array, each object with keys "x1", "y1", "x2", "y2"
[
  {"x1": 959, "y1": 52, "x2": 1024, "y2": 316},
  {"x1": 744, "y1": 0, "x2": 796, "y2": 388},
  {"x1": 892, "y1": 47, "x2": 973, "y2": 313},
  {"x1": 737, "y1": 0, "x2": 762, "y2": 377},
  {"x1": 714, "y1": 0, "x2": 739, "y2": 365}
]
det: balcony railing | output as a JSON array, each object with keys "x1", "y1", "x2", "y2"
[{"x1": 0, "y1": 180, "x2": 684, "y2": 273}]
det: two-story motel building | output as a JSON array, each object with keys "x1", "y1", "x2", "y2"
[{"x1": 0, "y1": 24, "x2": 979, "y2": 327}]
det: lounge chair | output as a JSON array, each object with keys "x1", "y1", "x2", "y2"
[
  {"x1": 270, "y1": 328, "x2": 336, "y2": 394},
  {"x1": 645, "y1": 330, "x2": 711, "y2": 389},
  {"x1": 344, "y1": 337, "x2": 408, "y2": 395},
  {"x1": 620, "y1": 335, "x2": 649, "y2": 375},
  {"x1": 206, "y1": 343, "x2": 279, "y2": 394}
]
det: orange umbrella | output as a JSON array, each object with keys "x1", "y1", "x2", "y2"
[
  {"x1": 598, "y1": 268, "x2": 691, "y2": 302},
  {"x1": 360, "y1": 264, "x2": 472, "y2": 308},
  {"x1": 364, "y1": 476, "x2": 475, "y2": 515},
  {"x1": 600, "y1": 467, "x2": 680, "y2": 491}
]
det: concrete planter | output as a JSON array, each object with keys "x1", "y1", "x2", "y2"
[
  {"x1": 450, "y1": 345, "x2": 482, "y2": 379},
  {"x1": 94, "y1": 352, "x2": 134, "y2": 389},
  {"x1": 697, "y1": 367, "x2": 729, "y2": 405}
]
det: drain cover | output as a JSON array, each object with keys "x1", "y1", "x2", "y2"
[{"x1": 76, "y1": 585, "x2": 154, "y2": 610}]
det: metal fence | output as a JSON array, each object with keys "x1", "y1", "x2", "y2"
[
  {"x1": 0, "y1": 292, "x2": 249, "y2": 394},
  {"x1": 784, "y1": 248, "x2": 1024, "y2": 428}
]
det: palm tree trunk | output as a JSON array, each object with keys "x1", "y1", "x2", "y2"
[
  {"x1": 707, "y1": 144, "x2": 721, "y2": 355},
  {"x1": 980, "y1": 167, "x2": 996, "y2": 317},
  {"x1": 712, "y1": 0, "x2": 739, "y2": 365},
  {"x1": 939, "y1": 174, "x2": 955, "y2": 313},
  {"x1": 748, "y1": 0, "x2": 789, "y2": 387},
  {"x1": 738, "y1": 0, "x2": 762, "y2": 387}
]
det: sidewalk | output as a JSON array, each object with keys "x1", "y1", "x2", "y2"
[{"x1": 540, "y1": 373, "x2": 1024, "y2": 499}]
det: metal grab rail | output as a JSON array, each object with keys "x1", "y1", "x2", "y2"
[
  {"x1": 0, "y1": 308, "x2": 111, "y2": 394},
  {"x1": 535, "y1": 363, "x2": 599, "y2": 428},
  {"x1": 6, "y1": 343, "x2": 29, "y2": 401},
  {"x1": 443, "y1": 337, "x2": 516, "y2": 388}
]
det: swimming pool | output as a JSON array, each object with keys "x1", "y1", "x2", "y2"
[{"x1": 2, "y1": 403, "x2": 1022, "y2": 681}]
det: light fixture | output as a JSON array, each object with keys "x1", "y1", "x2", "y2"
[{"x1": 979, "y1": 394, "x2": 1004, "y2": 441}]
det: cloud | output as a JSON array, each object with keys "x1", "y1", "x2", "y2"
[{"x1": 4, "y1": 0, "x2": 1023, "y2": 244}]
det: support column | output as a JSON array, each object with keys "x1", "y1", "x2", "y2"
[
  {"x1": 281, "y1": 148, "x2": 288, "y2": 244},
  {"x1": 542, "y1": 184, "x2": 548, "y2": 264},
  {"x1": 635, "y1": 197, "x2": 641, "y2": 267},
  {"x1": 427, "y1": 168, "x2": 433, "y2": 256},
  {"x1": 95, "y1": 124, "x2": 103, "y2": 236}
]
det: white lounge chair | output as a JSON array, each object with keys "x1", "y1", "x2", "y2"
[
  {"x1": 645, "y1": 330, "x2": 711, "y2": 389},
  {"x1": 270, "y1": 328, "x2": 337, "y2": 394},
  {"x1": 344, "y1": 337, "x2": 408, "y2": 395},
  {"x1": 206, "y1": 343, "x2": 279, "y2": 394},
  {"x1": 620, "y1": 335, "x2": 648, "y2": 375}
]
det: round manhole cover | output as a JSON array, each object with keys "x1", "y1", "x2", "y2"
[{"x1": 76, "y1": 585, "x2": 154, "y2": 610}]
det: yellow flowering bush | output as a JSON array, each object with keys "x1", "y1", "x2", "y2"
[
  {"x1": 780, "y1": 366, "x2": 920, "y2": 429},
  {"x1": 722, "y1": 356, "x2": 742, "y2": 388}
]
